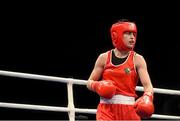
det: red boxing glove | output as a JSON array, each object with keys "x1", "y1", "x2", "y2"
[
  {"x1": 134, "y1": 91, "x2": 154, "y2": 119},
  {"x1": 90, "y1": 80, "x2": 116, "y2": 99}
]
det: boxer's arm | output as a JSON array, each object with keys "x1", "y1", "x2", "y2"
[
  {"x1": 87, "y1": 53, "x2": 107, "y2": 90},
  {"x1": 134, "y1": 54, "x2": 154, "y2": 118},
  {"x1": 135, "y1": 54, "x2": 153, "y2": 94}
]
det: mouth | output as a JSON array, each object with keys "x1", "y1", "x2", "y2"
[{"x1": 129, "y1": 41, "x2": 135, "y2": 45}]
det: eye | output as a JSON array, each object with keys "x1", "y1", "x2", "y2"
[
  {"x1": 124, "y1": 31, "x2": 131, "y2": 35},
  {"x1": 133, "y1": 32, "x2": 137, "y2": 37}
]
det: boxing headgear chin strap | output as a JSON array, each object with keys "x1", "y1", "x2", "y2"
[{"x1": 110, "y1": 22, "x2": 137, "y2": 51}]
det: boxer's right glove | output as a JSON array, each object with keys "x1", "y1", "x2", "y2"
[
  {"x1": 134, "y1": 91, "x2": 154, "y2": 119},
  {"x1": 90, "y1": 80, "x2": 116, "y2": 99}
]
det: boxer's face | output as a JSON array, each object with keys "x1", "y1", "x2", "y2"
[{"x1": 122, "y1": 31, "x2": 136, "y2": 49}]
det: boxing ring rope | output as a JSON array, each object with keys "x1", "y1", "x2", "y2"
[{"x1": 0, "y1": 70, "x2": 179, "y2": 120}]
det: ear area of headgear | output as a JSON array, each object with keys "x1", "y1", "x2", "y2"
[
  {"x1": 111, "y1": 31, "x2": 118, "y2": 47},
  {"x1": 110, "y1": 23, "x2": 123, "y2": 49}
]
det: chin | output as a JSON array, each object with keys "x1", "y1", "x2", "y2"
[{"x1": 127, "y1": 46, "x2": 133, "y2": 49}]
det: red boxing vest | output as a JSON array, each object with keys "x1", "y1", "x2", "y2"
[{"x1": 102, "y1": 50, "x2": 139, "y2": 97}]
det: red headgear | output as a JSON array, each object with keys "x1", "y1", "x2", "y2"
[{"x1": 110, "y1": 21, "x2": 137, "y2": 51}]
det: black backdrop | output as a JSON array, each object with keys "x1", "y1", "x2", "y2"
[{"x1": 0, "y1": 1, "x2": 179, "y2": 120}]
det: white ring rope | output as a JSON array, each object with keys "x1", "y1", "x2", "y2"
[
  {"x1": 0, "y1": 70, "x2": 86, "y2": 85},
  {"x1": 0, "y1": 70, "x2": 179, "y2": 120},
  {"x1": 0, "y1": 70, "x2": 179, "y2": 95}
]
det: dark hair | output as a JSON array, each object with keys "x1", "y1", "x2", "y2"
[
  {"x1": 117, "y1": 19, "x2": 130, "y2": 23},
  {"x1": 113, "y1": 18, "x2": 135, "y2": 25}
]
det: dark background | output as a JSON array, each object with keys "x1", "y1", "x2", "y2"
[{"x1": 0, "y1": 1, "x2": 179, "y2": 120}]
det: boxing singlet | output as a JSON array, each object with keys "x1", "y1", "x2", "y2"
[{"x1": 102, "y1": 49, "x2": 139, "y2": 97}]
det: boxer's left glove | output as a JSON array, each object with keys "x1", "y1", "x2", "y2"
[
  {"x1": 134, "y1": 91, "x2": 154, "y2": 119},
  {"x1": 90, "y1": 80, "x2": 116, "y2": 99}
]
